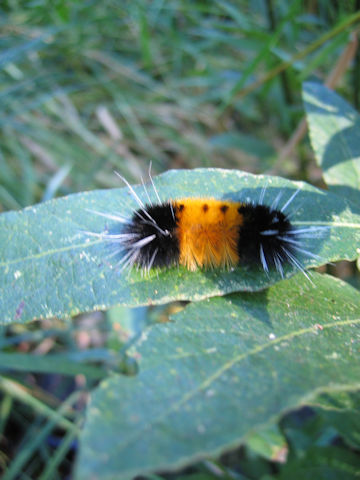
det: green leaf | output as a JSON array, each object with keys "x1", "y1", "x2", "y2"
[
  {"x1": 273, "y1": 446, "x2": 360, "y2": 480},
  {"x1": 303, "y1": 82, "x2": 360, "y2": 205},
  {"x1": 1, "y1": 168, "x2": 360, "y2": 325},
  {"x1": 246, "y1": 423, "x2": 288, "y2": 462},
  {"x1": 76, "y1": 273, "x2": 360, "y2": 480},
  {"x1": 307, "y1": 390, "x2": 360, "y2": 450}
]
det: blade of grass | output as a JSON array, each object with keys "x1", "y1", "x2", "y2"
[
  {"x1": 220, "y1": 0, "x2": 302, "y2": 110},
  {"x1": 2, "y1": 389, "x2": 80, "y2": 480},
  {"x1": 39, "y1": 428, "x2": 78, "y2": 480},
  {"x1": 222, "y1": 10, "x2": 360, "y2": 108},
  {"x1": 0, "y1": 393, "x2": 12, "y2": 438},
  {"x1": 0, "y1": 377, "x2": 78, "y2": 433},
  {"x1": 0, "y1": 352, "x2": 108, "y2": 379}
]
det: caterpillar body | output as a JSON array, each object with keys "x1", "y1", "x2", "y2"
[{"x1": 86, "y1": 171, "x2": 323, "y2": 279}]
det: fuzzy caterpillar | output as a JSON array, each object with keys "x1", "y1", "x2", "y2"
[{"x1": 85, "y1": 171, "x2": 325, "y2": 279}]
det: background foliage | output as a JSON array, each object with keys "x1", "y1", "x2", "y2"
[{"x1": 0, "y1": 1, "x2": 360, "y2": 479}]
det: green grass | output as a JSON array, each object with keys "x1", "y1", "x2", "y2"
[{"x1": 1, "y1": 0, "x2": 358, "y2": 210}]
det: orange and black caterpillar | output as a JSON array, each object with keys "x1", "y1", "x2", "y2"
[
  {"x1": 85, "y1": 172, "x2": 323, "y2": 278},
  {"x1": 121, "y1": 198, "x2": 295, "y2": 273}
]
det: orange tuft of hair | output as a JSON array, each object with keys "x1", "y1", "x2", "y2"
[{"x1": 174, "y1": 198, "x2": 243, "y2": 271}]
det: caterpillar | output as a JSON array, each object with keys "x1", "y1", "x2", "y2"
[{"x1": 85, "y1": 170, "x2": 324, "y2": 279}]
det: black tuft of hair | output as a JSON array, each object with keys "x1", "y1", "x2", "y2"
[
  {"x1": 123, "y1": 202, "x2": 179, "y2": 268},
  {"x1": 237, "y1": 204, "x2": 296, "y2": 273}
]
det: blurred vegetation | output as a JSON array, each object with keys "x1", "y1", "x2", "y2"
[
  {"x1": 1, "y1": 0, "x2": 359, "y2": 211},
  {"x1": 0, "y1": 0, "x2": 360, "y2": 478}
]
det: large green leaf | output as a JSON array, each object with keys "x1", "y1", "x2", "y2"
[
  {"x1": 303, "y1": 82, "x2": 360, "y2": 204},
  {"x1": 76, "y1": 272, "x2": 360, "y2": 480},
  {"x1": 1, "y1": 168, "x2": 360, "y2": 324}
]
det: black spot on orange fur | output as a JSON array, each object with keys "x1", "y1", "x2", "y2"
[{"x1": 220, "y1": 205, "x2": 228, "y2": 213}]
